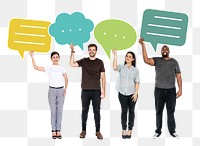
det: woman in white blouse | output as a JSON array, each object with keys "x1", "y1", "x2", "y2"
[
  {"x1": 112, "y1": 49, "x2": 140, "y2": 139},
  {"x1": 29, "y1": 51, "x2": 68, "y2": 139}
]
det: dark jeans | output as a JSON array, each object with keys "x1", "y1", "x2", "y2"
[
  {"x1": 81, "y1": 90, "x2": 101, "y2": 132},
  {"x1": 118, "y1": 92, "x2": 136, "y2": 130},
  {"x1": 154, "y1": 87, "x2": 176, "y2": 134}
]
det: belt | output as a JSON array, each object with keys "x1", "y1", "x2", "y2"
[{"x1": 49, "y1": 86, "x2": 64, "y2": 89}]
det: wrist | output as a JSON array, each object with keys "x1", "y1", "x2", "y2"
[{"x1": 71, "y1": 50, "x2": 75, "y2": 53}]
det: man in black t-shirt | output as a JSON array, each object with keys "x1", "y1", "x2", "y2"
[
  {"x1": 139, "y1": 38, "x2": 182, "y2": 139},
  {"x1": 70, "y1": 43, "x2": 106, "y2": 140}
]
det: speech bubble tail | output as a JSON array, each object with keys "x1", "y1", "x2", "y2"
[
  {"x1": 104, "y1": 48, "x2": 111, "y2": 59},
  {"x1": 151, "y1": 43, "x2": 158, "y2": 52},
  {"x1": 78, "y1": 44, "x2": 84, "y2": 50},
  {"x1": 18, "y1": 50, "x2": 25, "y2": 59}
]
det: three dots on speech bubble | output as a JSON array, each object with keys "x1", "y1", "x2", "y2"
[
  {"x1": 8, "y1": 12, "x2": 94, "y2": 59},
  {"x1": 7, "y1": 9, "x2": 188, "y2": 59}
]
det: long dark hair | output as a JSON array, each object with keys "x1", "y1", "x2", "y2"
[{"x1": 124, "y1": 51, "x2": 136, "y2": 67}]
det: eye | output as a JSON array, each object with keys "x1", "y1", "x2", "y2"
[
  {"x1": 69, "y1": 29, "x2": 72, "y2": 32},
  {"x1": 103, "y1": 32, "x2": 106, "y2": 35},
  {"x1": 79, "y1": 28, "x2": 82, "y2": 31},
  {"x1": 123, "y1": 36, "x2": 126, "y2": 39},
  {"x1": 62, "y1": 30, "x2": 65, "y2": 32},
  {"x1": 114, "y1": 34, "x2": 117, "y2": 37}
]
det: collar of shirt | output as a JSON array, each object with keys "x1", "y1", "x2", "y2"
[{"x1": 124, "y1": 64, "x2": 134, "y2": 70}]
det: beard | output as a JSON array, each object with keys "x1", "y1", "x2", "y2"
[
  {"x1": 162, "y1": 53, "x2": 169, "y2": 58},
  {"x1": 89, "y1": 53, "x2": 96, "y2": 57}
]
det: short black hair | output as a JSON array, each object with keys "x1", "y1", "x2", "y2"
[
  {"x1": 51, "y1": 51, "x2": 60, "y2": 58},
  {"x1": 162, "y1": 45, "x2": 169, "y2": 50},
  {"x1": 88, "y1": 44, "x2": 97, "y2": 51}
]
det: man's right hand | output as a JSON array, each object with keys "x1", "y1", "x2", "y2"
[{"x1": 139, "y1": 38, "x2": 145, "y2": 46}]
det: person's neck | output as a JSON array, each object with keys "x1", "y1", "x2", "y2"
[
  {"x1": 89, "y1": 57, "x2": 96, "y2": 60},
  {"x1": 53, "y1": 63, "x2": 59, "y2": 65},
  {"x1": 163, "y1": 57, "x2": 171, "y2": 60},
  {"x1": 127, "y1": 63, "x2": 132, "y2": 68}
]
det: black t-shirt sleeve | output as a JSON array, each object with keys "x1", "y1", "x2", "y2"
[
  {"x1": 152, "y1": 57, "x2": 159, "y2": 66},
  {"x1": 100, "y1": 60, "x2": 105, "y2": 72},
  {"x1": 76, "y1": 58, "x2": 85, "y2": 67}
]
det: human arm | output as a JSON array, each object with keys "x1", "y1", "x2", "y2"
[
  {"x1": 139, "y1": 38, "x2": 155, "y2": 66},
  {"x1": 63, "y1": 73, "x2": 68, "y2": 96},
  {"x1": 176, "y1": 73, "x2": 182, "y2": 98},
  {"x1": 131, "y1": 82, "x2": 139, "y2": 102},
  {"x1": 112, "y1": 49, "x2": 118, "y2": 71},
  {"x1": 69, "y1": 44, "x2": 79, "y2": 67},
  {"x1": 100, "y1": 72, "x2": 106, "y2": 99},
  {"x1": 29, "y1": 50, "x2": 45, "y2": 72}
]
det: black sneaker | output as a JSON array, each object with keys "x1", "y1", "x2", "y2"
[
  {"x1": 170, "y1": 132, "x2": 179, "y2": 139},
  {"x1": 153, "y1": 132, "x2": 161, "y2": 139}
]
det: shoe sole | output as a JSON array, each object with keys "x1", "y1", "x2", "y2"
[
  {"x1": 153, "y1": 133, "x2": 161, "y2": 139},
  {"x1": 171, "y1": 136, "x2": 180, "y2": 139},
  {"x1": 97, "y1": 137, "x2": 103, "y2": 140}
]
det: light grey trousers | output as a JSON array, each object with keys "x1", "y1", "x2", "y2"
[{"x1": 48, "y1": 87, "x2": 65, "y2": 131}]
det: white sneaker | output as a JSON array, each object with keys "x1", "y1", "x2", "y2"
[
  {"x1": 153, "y1": 133, "x2": 161, "y2": 139},
  {"x1": 170, "y1": 132, "x2": 180, "y2": 139}
]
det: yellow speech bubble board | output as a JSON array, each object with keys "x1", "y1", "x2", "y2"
[{"x1": 8, "y1": 18, "x2": 51, "y2": 58}]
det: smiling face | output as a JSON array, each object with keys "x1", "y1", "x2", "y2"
[
  {"x1": 88, "y1": 46, "x2": 97, "y2": 57},
  {"x1": 51, "y1": 53, "x2": 60, "y2": 64},
  {"x1": 161, "y1": 46, "x2": 170, "y2": 58},
  {"x1": 125, "y1": 53, "x2": 134, "y2": 64}
]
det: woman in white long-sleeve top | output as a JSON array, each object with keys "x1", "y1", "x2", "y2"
[{"x1": 112, "y1": 50, "x2": 140, "y2": 139}]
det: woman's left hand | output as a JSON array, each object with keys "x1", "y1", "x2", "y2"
[
  {"x1": 131, "y1": 93, "x2": 138, "y2": 102},
  {"x1": 64, "y1": 89, "x2": 66, "y2": 96}
]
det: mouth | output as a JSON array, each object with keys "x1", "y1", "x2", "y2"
[
  {"x1": 162, "y1": 52, "x2": 168, "y2": 57},
  {"x1": 126, "y1": 59, "x2": 131, "y2": 62},
  {"x1": 90, "y1": 53, "x2": 95, "y2": 56}
]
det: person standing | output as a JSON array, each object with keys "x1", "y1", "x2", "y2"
[
  {"x1": 112, "y1": 49, "x2": 139, "y2": 139},
  {"x1": 139, "y1": 38, "x2": 182, "y2": 138},
  {"x1": 29, "y1": 51, "x2": 68, "y2": 139},
  {"x1": 69, "y1": 44, "x2": 106, "y2": 140}
]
